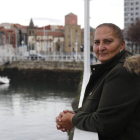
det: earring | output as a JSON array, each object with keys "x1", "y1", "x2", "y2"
[{"x1": 120, "y1": 49, "x2": 122, "y2": 52}]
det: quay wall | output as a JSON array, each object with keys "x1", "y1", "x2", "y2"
[{"x1": 0, "y1": 61, "x2": 83, "y2": 85}]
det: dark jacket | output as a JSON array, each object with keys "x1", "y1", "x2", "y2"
[{"x1": 72, "y1": 50, "x2": 140, "y2": 140}]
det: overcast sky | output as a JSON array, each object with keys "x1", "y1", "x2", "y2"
[{"x1": 0, "y1": 0, "x2": 124, "y2": 29}]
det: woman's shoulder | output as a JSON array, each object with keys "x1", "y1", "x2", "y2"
[
  {"x1": 106, "y1": 54, "x2": 140, "y2": 80},
  {"x1": 124, "y1": 54, "x2": 140, "y2": 75}
]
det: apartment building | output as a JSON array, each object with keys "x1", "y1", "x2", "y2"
[
  {"x1": 124, "y1": 0, "x2": 140, "y2": 52},
  {"x1": 124, "y1": 0, "x2": 140, "y2": 29}
]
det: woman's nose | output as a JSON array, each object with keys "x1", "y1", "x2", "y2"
[{"x1": 99, "y1": 43, "x2": 105, "y2": 51}]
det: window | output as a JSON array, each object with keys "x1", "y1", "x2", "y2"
[
  {"x1": 125, "y1": 8, "x2": 129, "y2": 11},
  {"x1": 131, "y1": 13, "x2": 134, "y2": 15},
  {"x1": 136, "y1": 2, "x2": 139, "y2": 5},
  {"x1": 125, "y1": 23, "x2": 130, "y2": 28},
  {"x1": 131, "y1": 2, "x2": 134, "y2": 5},
  {"x1": 125, "y1": 13, "x2": 130, "y2": 16},
  {"x1": 136, "y1": 7, "x2": 139, "y2": 10},
  {"x1": 125, "y1": 2, "x2": 129, "y2": 6},
  {"x1": 136, "y1": 18, "x2": 139, "y2": 21},
  {"x1": 131, "y1": 8, "x2": 134, "y2": 10},
  {"x1": 136, "y1": 12, "x2": 139, "y2": 15},
  {"x1": 125, "y1": 18, "x2": 129, "y2": 21},
  {"x1": 131, "y1": 18, "x2": 133, "y2": 21}
]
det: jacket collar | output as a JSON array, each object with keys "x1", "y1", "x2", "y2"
[{"x1": 90, "y1": 50, "x2": 126, "y2": 73}]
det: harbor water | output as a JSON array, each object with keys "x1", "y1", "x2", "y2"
[{"x1": 0, "y1": 81, "x2": 78, "y2": 140}]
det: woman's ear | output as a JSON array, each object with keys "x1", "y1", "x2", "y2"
[{"x1": 121, "y1": 40, "x2": 125, "y2": 50}]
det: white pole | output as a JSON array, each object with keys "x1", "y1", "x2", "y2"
[
  {"x1": 21, "y1": 40, "x2": 24, "y2": 61},
  {"x1": 9, "y1": 34, "x2": 10, "y2": 44},
  {"x1": 60, "y1": 41, "x2": 61, "y2": 55},
  {"x1": 44, "y1": 26, "x2": 46, "y2": 60},
  {"x1": 54, "y1": 41, "x2": 55, "y2": 60},
  {"x1": 4, "y1": 36, "x2": 6, "y2": 61},
  {"x1": 73, "y1": 0, "x2": 98, "y2": 140},
  {"x1": 84, "y1": 0, "x2": 90, "y2": 77},
  {"x1": 71, "y1": 28, "x2": 73, "y2": 54},
  {"x1": 75, "y1": 42, "x2": 78, "y2": 60},
  {"x1": 22, "y1": 43, "x2": 23, "y2": 60},
  {"x1": 37, "y1": 41, "x2": 39, "y2": 61},
  {"x1": 39, "y1": 36, "x2": 41, "y2": 54}
]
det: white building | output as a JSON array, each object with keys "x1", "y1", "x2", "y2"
[
  {"x1": 0, "y1": 23, "x2": 11, "y2": 29},
  {"x1": 124, "y1": 0, "x2": 140, "y2": 29},
  {"x1": 124, "y1": 0, "x2": 140, "y2": 53}
]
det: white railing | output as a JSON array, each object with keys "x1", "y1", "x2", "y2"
[{"x1": 12, "y1": 52, "x2": 84, "y2": 62}]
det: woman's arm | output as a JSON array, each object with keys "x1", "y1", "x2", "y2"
[{"x1": 72, "y1": 66, "x2": 140, "y2": 137}]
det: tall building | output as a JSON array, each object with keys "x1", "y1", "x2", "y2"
[
  {"x1": 65, "y1": 13, "x2": 77, "y2": 25},
  {"x1": 124, "y1": 0, "x2": 140, "y2": 52},
  {"x1": 124, "y1": 0, "x2": 140, "y2": 29},
  {"x1": 64, "y1": 13, "x2": 81, "y2": 53}
]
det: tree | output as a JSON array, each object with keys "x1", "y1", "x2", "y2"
[{"x1": 125, "y1": 20, "x2": 140, "y2": 54}]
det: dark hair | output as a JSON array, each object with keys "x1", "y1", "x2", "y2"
[{"x1": 95, "y1": 23, "x2": 124, "y2": 44}]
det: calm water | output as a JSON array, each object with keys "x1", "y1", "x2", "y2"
[{"x1": 0, "y1": 81, "x2": 78, "y2": 140}]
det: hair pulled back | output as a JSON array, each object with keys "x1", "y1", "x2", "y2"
[{"x1": 95, "y1": 23, "x2": 124, "y2": 44}]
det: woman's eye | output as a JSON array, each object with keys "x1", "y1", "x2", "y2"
[
  {"x1": 94, "y1": 41, "x2": 100, "y2": 45},
  {"x1": 104, "y1": 40, "x2": 112, "y2": 44}
]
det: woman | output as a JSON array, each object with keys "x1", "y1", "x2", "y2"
[{"x1": 56, "y1": 23, "x2": 140, "y2": 140}]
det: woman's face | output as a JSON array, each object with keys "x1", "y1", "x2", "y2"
[{"x1": 93, "y1": 26, "x2": 125, "y2": 63}]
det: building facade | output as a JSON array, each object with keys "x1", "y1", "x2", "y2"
[
  {"x1": 124, "y1": 0, "x2": 140, "y2": 52},
  {"x1": 64, "y1": 13, "x2": 81, "y2": 53},
  {"x1": 124, "y1": 0, "x2": 140, "y2": 29},
  {"x1": 5, "y1": 29, "x2": 16, "y2": 48},
  {"x1": 0, "y1": 13, "x2": 94, "y2": 54},
  {"x1": 27, "y1": 19, "x2": 37, "y2": 50},
  {"x1": 0, "y1": 27, "x2": 5, "y2": 45}
]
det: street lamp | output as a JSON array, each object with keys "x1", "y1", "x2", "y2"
[
  {"x1": 53, "y1": 41, "x2": 56, "y2": 60},
  {"x1": 75, "y1": 42, "x2": 78, "y2": 60},
  {"x1": 37, "y1": 42, "x2": 40, "y2": 61},
  {"x1": 21, "y1": 40, "x2": 24, "y2": 61}
]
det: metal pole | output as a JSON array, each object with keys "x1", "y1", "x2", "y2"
[
  {"x1": 22, "y1": 40, "x2": 24, "y2": 61},
  {"x1": 44, "y1": 26, "x2": 46, "y2": 60},
  {"x1": 54, "y1": 41, "x2": 55, "y2": 60},
  {"x1": 75, "y1": 42, "x2": 78, "y2": 60},
  {"x1": 9, "y1": 34, "x2": 10, "y2": 44},
  {"x1": 73, "y1": 0, "x2": 98, "y2": 140},
  {"x1": 84, "y1": 0, "x2": 90, "y2": 76},
  {"x1": 71, "y1": 29, "x2": 73, "y2": 54}
]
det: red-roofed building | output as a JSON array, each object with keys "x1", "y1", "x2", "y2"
[
  {"x1": 64, "y1": 13, "x2": 82, "y2": 53},
  {"x1": 35, "y1": 30, "x2": 64, "y2": 52},
  {"x1": 5, "y1": 29, "x2": 16, "y2": 48},
  {"x1": 65, "y1": 13, "x2": 77, "y2": 25},
  {"x1": 12, "y1": 23, "x2": 28, "y2": 46},
  {"x1": 0, "y1": 27, "x2": 5, "y2": 45},
  {"x1": 37, "y1": 25, "x2": 51, "y2": 30}
]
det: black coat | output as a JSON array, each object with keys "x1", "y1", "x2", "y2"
[{"x1": 72, "y1": 50, "x2": 140, "y2": 140}]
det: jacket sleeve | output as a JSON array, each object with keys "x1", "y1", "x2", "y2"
[
  {"x1": 72, "y1": 66, "x2": 140, "y2": 137},
  {"x1": 74, "y1": 107, "x2": 82, "y2": 113}
]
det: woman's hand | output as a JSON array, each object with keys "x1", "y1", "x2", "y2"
[
  {"x1": 56, "y1": 110, "x2": 75, "y2": 132},
  {"x1": 57, "y1": 112, "x2": 75, "y2": 131}
]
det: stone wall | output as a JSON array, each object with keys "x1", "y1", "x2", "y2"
[
  {"x1": 0, "y1": 61, "x2": 83, "y2": 84},
  {"x1": 1, "y1": 61, "x2": 83, "y2": 70}
]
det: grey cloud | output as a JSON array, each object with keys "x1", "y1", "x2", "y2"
[{"x1": 25, "y1": 18, "x2": 62, "y2": 23}]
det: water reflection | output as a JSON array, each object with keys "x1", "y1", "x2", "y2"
[
  {"x1": 0, "y1": 84, "x2": 9, "y2": 91},
  {"x1": 0, "y1": 81, "x2": 78, "y2": 140}
]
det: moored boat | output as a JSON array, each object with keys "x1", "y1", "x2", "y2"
[{"x1": 0, "y1": 76, "x2": 10, "y2": 84}]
